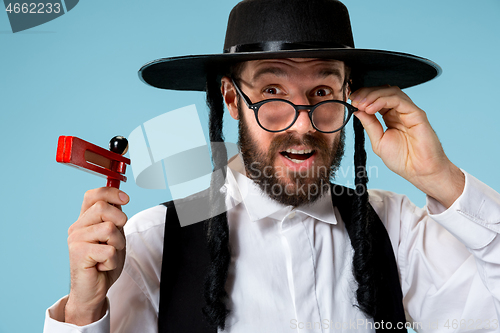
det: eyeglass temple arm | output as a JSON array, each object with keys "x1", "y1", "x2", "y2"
[{"x1": 231, "y1": 79, "x2": 254, "y2": 108}]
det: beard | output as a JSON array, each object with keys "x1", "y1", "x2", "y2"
[{"x1": 238, "y1": 105, "x2": 345, "y2": 207}]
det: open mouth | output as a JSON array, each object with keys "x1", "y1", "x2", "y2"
[{"x1": 280, "y1": 148, "x2": 315, "y2": 164}]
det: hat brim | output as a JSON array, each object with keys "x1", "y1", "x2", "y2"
[{"x1": 138, "y1": 48, "x2": 441, "y2": 91}]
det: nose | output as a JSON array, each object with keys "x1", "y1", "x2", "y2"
[{"x1": 286, "y1": 95, "x2": 315, "y2": 135}]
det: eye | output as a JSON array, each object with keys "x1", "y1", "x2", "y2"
[
  {"x1": 263, "y1": 86, "x2": 280, "y2": 95},
  {"x1": 312, "y1": 87, "x2": 333, "y2": 97}
]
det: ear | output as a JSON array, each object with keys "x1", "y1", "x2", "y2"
[
  {"x1": 220, "y1": 76, "x2": 239, "y2": 120},
  {"x1": 344, "y1": 80, "x2": 352, "y2": 102}
]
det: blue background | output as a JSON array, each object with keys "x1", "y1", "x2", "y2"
[{"x1": 1, "y1": 1, "x2": 499, "y2": 332}]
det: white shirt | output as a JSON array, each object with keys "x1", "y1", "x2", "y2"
[{"x1": 44, "y1": 155, "x2": 500, "y2": 332}]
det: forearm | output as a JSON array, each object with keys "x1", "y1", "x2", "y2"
[
  {"x1": 43, "y1": 270, "x2": 155, "y2": 333},
  {"x1": 64, "y1": 296, "x2": 107, "y2": 326}
]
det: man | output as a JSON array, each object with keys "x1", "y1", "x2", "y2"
[{"x1": 44, "y1": 0, "x2": 500, "y2": 332}]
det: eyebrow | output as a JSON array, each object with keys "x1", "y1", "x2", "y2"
[
  {"x1": 251, "y1": 66, "x2": 344, "y2": 83},
  {"x1": 251, "y1": 67, "x2": 289, "y2": 82},
  {"x1": 317, "y1": 68, "x2": 344, "y2": 83}
]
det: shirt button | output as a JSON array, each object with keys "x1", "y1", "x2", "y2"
[{"x1": 288, "y1": 211, "x2": 296, "y2": 219}]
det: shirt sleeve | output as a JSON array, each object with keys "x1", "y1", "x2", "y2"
[
  {"x1": 43, "y1": 205, "x2": 166, "y2": 333},
  {"x1": 383, "y1": 170, "x2": 500, "y2": 332},
  {"x1": 426, "y1": 170, "x2": 500, "y2": 249},
  {"x1": 43, "y1": 296, "x2": 110, "y2": 333}
]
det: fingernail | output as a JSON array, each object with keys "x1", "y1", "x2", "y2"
[{"x1": 119, "y1": 191, "x2": 129, "y2": 203}]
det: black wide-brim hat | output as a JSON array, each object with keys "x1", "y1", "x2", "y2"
[{"x1": 139, "y1": 0, "x2": 441, "y2": 91}]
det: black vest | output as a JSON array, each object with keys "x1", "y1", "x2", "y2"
[{"x1": 158, "y1": 185, "x2": 406, "y2": 332}]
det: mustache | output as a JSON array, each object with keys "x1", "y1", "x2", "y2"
[{"x1": 267, "y1": 133, "x2": 330, "y2": 157}]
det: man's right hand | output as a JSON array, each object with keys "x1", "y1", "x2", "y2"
[{"x1": 64, "y1": 187, "x2": 129, "y2": 326}]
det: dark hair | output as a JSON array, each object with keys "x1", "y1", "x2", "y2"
[
  {"x1": 202, "y1": 72, "x2": 231, "y2": 329},
  {"x1": 351, "y1": 114, "x2": 377, "y2": 317},
  {"x1": 202, "y1": 61, "x2": 378, "y2": 330}
]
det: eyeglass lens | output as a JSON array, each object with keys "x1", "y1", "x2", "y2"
[{"x1": 257, "y1": 101, "x2": 348, "y2": 132}]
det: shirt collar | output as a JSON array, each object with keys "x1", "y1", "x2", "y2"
[{"x1": 226, "y1": 154, "x2": 337, "y2": 225}]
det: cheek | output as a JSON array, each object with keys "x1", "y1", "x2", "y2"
[
  {"x1": 310, "y1": 131, "x2": 337, "y2": 148},
  {"x1": 326, "y1": 133, "x2": 338, "y2": 147},
  {"x1": 241, "y1": 109, "x2": 274, "y2": 148}
]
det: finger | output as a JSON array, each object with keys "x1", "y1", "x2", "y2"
[
  {"x1": 80, "y1": 187, "x2": 129, "y2": 216},
  {"x1": 69, "y1": 242, "x2": 118, "y2": 271},
  {"x1": 351, "y1": 86, "x2": 410, "y2": 110},
  {"x1": 350, "y1": 85, "x2": 392, "y2": 104},
  {"x1": 353, "y1": 111, "x2": 384, "y2": 151},
  {"x1": 92, "y1": 245, "x2": 118, "y2": 272},
  {"x1": 361, "y1": 95, "x2": 417, "y2": 116},
  {"x1": 349, "y1": 86, "x2": 380, "y2": 102},
  {"x1": 68, "y1": 221, "x2": 126, "y2": 251},
  {"x1": 380, "y1": 109, "x2": 408, "y2": 131},
  {"x1": 70, "y1": 201, "x2": 128, "y2": 233}
]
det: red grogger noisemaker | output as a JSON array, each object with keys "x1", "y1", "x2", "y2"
[{"x1": 56, "y1": 136, "x2": 131, "y2": 189}]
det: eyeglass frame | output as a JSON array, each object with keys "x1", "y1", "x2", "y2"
[{"x1": 231, "y1": 79, "x2": 358, "y2": 133}]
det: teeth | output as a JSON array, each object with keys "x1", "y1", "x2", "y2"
[
  {"x1": 285, "y1": 148, "x2": 313, "y2": 154},
  {"x1": 284, "y1": 155, "x2": 307, "y2": 164}
]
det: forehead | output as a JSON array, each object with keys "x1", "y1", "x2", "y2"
[{"x1": 238, "y1": 58, "x2": 346, "y2": 83}]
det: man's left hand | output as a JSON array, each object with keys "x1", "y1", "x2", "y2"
[{"x1": 350, "y1": 86, "x2": 465, "y2": 208}]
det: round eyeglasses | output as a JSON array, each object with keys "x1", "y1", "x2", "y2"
[{"x1": 232, "y1": 79, "x2": 357, "y2": 133}]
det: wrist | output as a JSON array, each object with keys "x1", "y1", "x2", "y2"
[
  {"x1": 418, "y1": 163, "x2": 465, "y2": 209},
  {"x1": 64, "y1": 296, "x2": 107, "y2": 326}
]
